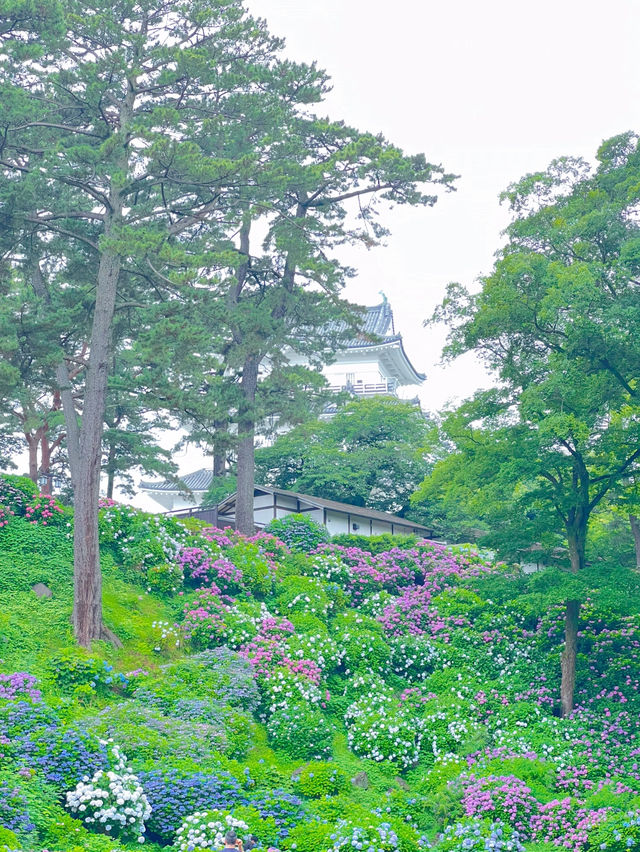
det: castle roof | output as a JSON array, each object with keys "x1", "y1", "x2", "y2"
[
  {"x1": 334, "y1": 302, "x2": 425, "y2": 384},
  {"x1": 140, "y1": 467, "x2": 212, "y2": 493}
]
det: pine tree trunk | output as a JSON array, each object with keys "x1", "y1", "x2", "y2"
[
  {"x1": 40, "y1": 436, "x2": 52, "y2": 496},
  {"x1": 71, "y1": 210, "x2": 122, "y2": 647},
  {"x1": 561, "y1": 521, "x2": 586, "y2": 717},
  {"x1": 106, "y1": 439, "x2": 116, "y2": 499},
  {"x1": 26, "y1": 435, "x2": 38, "y2": 483},
  {"x1": 213, "y1": 419, "x2": 227, "y2": 478},
  {"x1": 235, "y1": 357, "x2": 259, "y2": 536},
  {"x1": 630, "y1": 514, "x2": 640, "y2": 569}
]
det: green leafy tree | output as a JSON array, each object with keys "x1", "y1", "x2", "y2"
[
  {"x1": 420, "y1": 133, "x2": 640, "y2": 715},
  {"x1": 256, "y1": 396, "x2": 432, "y2": 515}
]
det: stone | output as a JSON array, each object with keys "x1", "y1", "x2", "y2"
[
  {"x1": 32, "y1": 583, "x2": 52, "y2": 599},
  {"x1": 395, "y1": 776, "x2": 409, "y2": 790},
  {"x1": 352, "y1": 770, "x2": 369, "y2": 789},
  {"x1": 291, "y1": 764, "x2": 307, "y2": 782}
]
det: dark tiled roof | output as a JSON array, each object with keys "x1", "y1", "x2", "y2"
[
  {"x1": 336, "y1": 303, "x2": 425, "y2": 383},
  {"x1": 218, "y1": 484, "x2": 434, "y2": 533},
  {"x1": 140, "y1": 468, "x2": 213, "y2": 492},
  {"x1": 333, "y1": 301, "x2": 396, "y2": 348}
]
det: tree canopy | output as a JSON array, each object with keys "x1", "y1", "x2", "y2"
[
  {"x1": 416, "y1": 133, "x2": 640, "y2": 715},
  {"x1": 256, "y1": 396, "x2": 432, "y2": 515}
]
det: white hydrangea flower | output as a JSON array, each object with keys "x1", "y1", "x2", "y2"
[{"x1": 65, "y1": 743, "x2": 151, "y2": 843}]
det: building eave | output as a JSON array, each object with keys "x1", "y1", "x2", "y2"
[
  {"x1": 338, "y1": 337, "x2": 424, "y2": 385},
  {"x1": 217, "y1": 484, "x2": 434, "y2": 534}
]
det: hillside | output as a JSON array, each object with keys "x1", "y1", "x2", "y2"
[{"x1": 1, "y1": 478, "x2": 640, "y2": 852}]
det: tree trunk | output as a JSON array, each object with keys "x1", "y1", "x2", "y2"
[
  {"x1": 630, "y1": 514, "x2": 640, "y2": 569},
  {"x1": 26, "y1": 434, "x2": 38, "y2": 483},
  {"x1": 560, "y1": 520, "x2": 587, "y2": 717},
  {"x1": 560, "y1": 598, "x2": 580, "y2": 718},
  {"x1": 106, "y1": 439, "x2": 116, "y2": 499},
  {"x1": 40, "y1": 435, "x2": 52, "y2": 495},
  {"x1": 235, "y1": 357, "x2": 259, "y2": 536},
  {"x1": 213, "y1": 419, "x2": 227, "y2": 478},
  {"x1": 71, "y1": 204, "x2": 122, "y2": 646}
]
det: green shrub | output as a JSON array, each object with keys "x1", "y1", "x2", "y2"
[
  {"x1": 276, "y1": 575, "x2": 334, "y2": 621},
  {"x1": 48, "y1": 648, "x2": 125, "y2": 696},
  {"x1": 431, "y1": 587, "x2": 487, "y2": 618},
  {"x1": 288, "y1": 611, "x2": 330, "y2": 635},
  {"x1": 264, "y1": 513, "x2": 330, "y2": 552},
  {"x1": 232, "y1": 805, "x2": 279, "y2": 846},
  {"x1": 587, "y1": 809, "x2": 640, "y2": 852},
  {"x1": 84, "y1": 703, "x2": 227, "y2": 768},
  {"x1": 331, "y1": 532, "x2": 418, "y2": 554},
  {"x1": 390, "y1": 635, "x2": 440, "y2": 681},
  {"x1": 285, "y1": 820, "x2": 334, "y2": 852},
  {"x1": 226, "y1": 539, "x2": 275, "y2": 597},
  {"x1": 294, "y1": 761, "x2": 347, "y2": 798},
  {"x1": 0, "y1": 474, "x2": 41, "y2": 529},
  {"x1": 266, "y1": 702, "x2": 333, "y2": 760},
  {"x1": 338, "y1": 628, "x2": 391, "y2": 676},
  {"x1": 144, "y1": 561, "x2": 183, "y2": 596},
  {"x1": 345, "y1": 693, "x2": 422, "y2": 769},
  {"x1": 434, "y1": 819, "x2": 526, "y2": 852},
  {"x1": 0, "y1": 827, "x2": 20, "y2": 850}
]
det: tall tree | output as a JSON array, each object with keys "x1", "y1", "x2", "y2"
[
  {"x1": 224, "y1": 121, "x2": 455, "y2": 534},
  {"x1": 0, "y1": 0, "x2": 333, "y2": 645},
  {"x1": 424, "y1": 133, "x2": 640, "y2": 715}
]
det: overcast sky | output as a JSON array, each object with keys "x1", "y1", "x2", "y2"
[{"x1": 246, "y1": 0, "x2": 640, "y2": 411}]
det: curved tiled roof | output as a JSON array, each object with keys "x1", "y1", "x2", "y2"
[
  {"x1": 335, "y1": 301, "x2": 395, "y2": 348},
  {"x1": 333, "y1": 302, "x2": 424, "y2": 384},
  {"x1": 140, "y1": 468, "x2": 213, "y2": 492}
]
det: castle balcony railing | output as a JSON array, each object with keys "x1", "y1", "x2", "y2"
[{"x1": 327, "y1": 379, "x2": 398, "y2": 397}]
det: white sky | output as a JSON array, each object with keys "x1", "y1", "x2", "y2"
[
  {"x1": 132, "y1": 0, "x2": 640, "y2": 502},
  {"x1": 17, "y1": 0, "x2": 640, "y2": 502},
  {"x1": 246, "y1": 0, "x2": 640, "y2": 412}
]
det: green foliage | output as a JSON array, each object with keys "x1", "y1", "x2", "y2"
[
  {"x1": 256, "y1": 397, "x2": 434, "y2": 515},
  {"x1": 588, "y1": 810, "x2": 640, "y2": 852},
  {"x1": 1, "y1": 486, "x2": 640, "y2": 852},
  {"x1": 294, "y1": 761, "x2": 348, "y2": 797},
  {"x1": 419, "y1": 134, "x2": 640, "y2": 568},
  {"x1": 266, "y1": 702, "x2": 333, "y2": 760},
  {"x1": 331, "y1": 532, "x2": 418, "y2": 554},
  {"x1": 0, "y1": 517, "x2": 73, "y2": 594},
  {"x1": 264, "y1": 513, "x2": 330, "y2": 553},
  {"x1": 285, "y1": 820, "x2": 334, "y2": 852},
  {"x1": 201, "y1": 475, "x2": 237, "y2": 509},
  {"x1": 226, "y1": 540, "x2": 275, "y2": 598},
  {"x1": 47, "y1": 648, "x2": 125, "y2": 698},
  {"x1": 276, "y1": 575, "x2": 334, "y2": 621},
  {"x1": 0, "y1": 474, "x2": 38, "y2": 512}
]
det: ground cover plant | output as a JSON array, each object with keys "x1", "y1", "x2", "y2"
[{"x1": 1, "y1": 483, "x2": 640, "y2": 851}]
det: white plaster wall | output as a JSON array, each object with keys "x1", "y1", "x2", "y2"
[
  {"x1": 324, "y1": 509, "x2": 350, "y2": 535},
  {"x1": 144, "y1": 492, "x2": 202, "y2": 512},
  {"x1": 254, "y1": 504, "x2": 276, "y2": 523},
  {"x1": 371, "y1": 520, "x2": 393, "y2": 535},
  {"x1": 254, "y1": 493, "x2": 274, "y2": 509},
  {"x1": 277, "y1": 495, "x2": 299, "y2": 510}
]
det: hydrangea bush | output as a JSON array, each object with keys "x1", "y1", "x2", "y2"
[
  {"x1": 174, "y1": 809, "x2": 249, "y2": 852},
  {"x1": 3, "y1": 507, "x2": 640, "y2": 852},
  {"x1": 64, "y1": 744, "x2": 151, "y2": 843}
]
